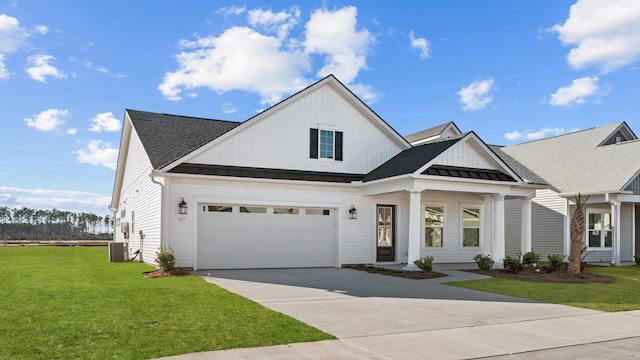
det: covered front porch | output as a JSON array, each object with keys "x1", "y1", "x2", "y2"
[{"x1": 364, "y1": 176, "x2": 536, "y2": 268}]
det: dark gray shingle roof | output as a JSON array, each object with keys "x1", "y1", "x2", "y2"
[
  {"x1": 363, "y1": 135, "x2": 464, "y2": 182},
  {"x1": 127, "y1": 109, "x2": 241, "y2": 169},
  {"x1": 170, "y1": 164, "x2": 365, "y2": 183}
]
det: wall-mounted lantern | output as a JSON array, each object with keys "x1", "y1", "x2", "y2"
[
  {"x1": 348, "y1": 205, "x2": 358, "y2": 219},
  {"x1": 178, "y1": 198, "x2": 188, "y2": 215}
]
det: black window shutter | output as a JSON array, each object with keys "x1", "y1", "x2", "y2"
[
  {"x1": 335, "y1": 131, "x2": 343, "y2": 161},
  {"x1": 310, "y1": 128, "x2": 318, "y2": 159}
]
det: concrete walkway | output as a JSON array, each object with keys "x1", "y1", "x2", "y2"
[{"x1": 157, "y1": 268, "x2": 640, "y2": 359}]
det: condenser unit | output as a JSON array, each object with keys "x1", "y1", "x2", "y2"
[{"x1": 108, "y1": 242, "x2": 128, "y2": 262}]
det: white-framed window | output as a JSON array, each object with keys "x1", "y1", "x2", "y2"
[
  {"x1": 319, "y1": 129, "x2": 334, "y2": 159},
  {"x1": 424, "y1": 206, "x2": 444, "y2": 247},
  {"x1": 587, "y1": 211, "x2": 612, "y2": 249},
  {"x1": 461, "y1": 206, "x2": 481, "y2": 247}
]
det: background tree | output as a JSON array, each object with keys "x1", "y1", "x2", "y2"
[{"x1": 568, "y1": 193, "x2": 589, "y2": 276}]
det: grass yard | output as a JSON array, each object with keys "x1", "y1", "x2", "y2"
[
  {"x1": 447, "y1": 265, "x2": 640, "y2": 312},
  {"x1": 0, "y1": 246, "x2": 333, "y2": 359}
]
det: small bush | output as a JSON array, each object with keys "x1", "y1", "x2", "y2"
[
  {"x1": 414, "y1": 256, "x2": 434, "y2": 272},
  {"x1": 473, "y1": 254, "x2": 494, "y2": 270},
  {"x1": 502, "y1": 255, "x2": 522, "y2": 273},
  {"x1": 522, "y1": 250, "x2": 541, "y2": 266},
  {"x1": 547, "y1": 254, "x2": 566, "y2": 267},
  {"x1": 155, "y1": 245, "x2": 176, "y2": 272},
  {"x1": 635, "y1": 254, "x2": 640, "y2": 266}
]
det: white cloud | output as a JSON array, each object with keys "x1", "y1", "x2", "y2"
[
  {"x1": 159, "y1": 6, "x2": 378, "y2": 105},
  {"x1": 0, "y1": 54, "x2": 8, "y2": 79},
  {"x1": 74, "y1": 140, "x2": 118, "y2": 170},
  {"x1": 0, "y1": 186, "x2": 112, "y2": 215},
  {"x1": 551, "y1": 0, "x2": 640, "y2": 73},
  {"x1": 457, "y1": 78, "x2": 495, "y2": 111},
  {"x1": 505, "y1": 127, "x2": 568, "y2": 141},
  {"x1": 348, "y1": 82, "x2": 381, "y2": 104},
  {"x1": 409, "y1": 31, "x2": 430, "y2": 59},
  {"x1": 26, "y1": 54, "x2": 66, "y2": 82},
  {"x1": 84, "y1": 60, "x2": 108, "y2": 74},
  {"x1": 66, "y1": 128, "x2": 77, "y2": 135},
  {"x1": 0, "y1": 14, "x2": 28, "y2": 77},
  {"x1": 217, "y1": 5, "x2": 246, "y2": 16},
  {"x1": 222, "y1": 103, "x2": 237, "y2": 114},
  {"x1": 248, "y1": 6, "x2": 300, "y2": 39},
  {"x1": 89, "y1": 112, "x2": 122, "y2": 132},
  {"x1": 24, "y1": 108, "x2": 69, "y2": 131},
  {"x1": 0, "y1": 14, "x2": 26, "y2": 54},
  {"x1": 35, "y1": 25, "x2": 48, "y2": 34},
  {"x1": 304, "y1": 6, "x2": 375, "y2": 84},
  {"x1": 549, "y1": 76, "x2": 599, "y2": 107}
]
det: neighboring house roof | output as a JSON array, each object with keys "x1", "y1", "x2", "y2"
[
  {"x1": 490, "y1": 145, "x2": 551, "y2": 188},
  {"x1": 126, "y1": 109, "x2": 241, "y2": 169},
  {"x1": 404, "y1": 122, "x2": 461, "y2": 144},
  {"x1": 500, "y1": 122, "x2": 640, "y2": 194}
]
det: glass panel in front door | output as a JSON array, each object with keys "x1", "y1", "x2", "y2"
[{"x1": 377, "y1": 206, "x2": 393, "y2": 247}]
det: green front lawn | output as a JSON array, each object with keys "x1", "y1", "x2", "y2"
[
  {"x1": 0, "y1": 246, "x2": 333, "y2": 359},
  {"x1": 447, "y1": 265, "x2": 640, "y2": 312}
]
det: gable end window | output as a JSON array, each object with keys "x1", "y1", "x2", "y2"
[{"x1": 310, "y1": 128, "x2": 343, "y2": 161}]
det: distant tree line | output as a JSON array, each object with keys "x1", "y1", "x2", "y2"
[{"x1": 0, "y1": 207, "x2": 113, "y2": 240}]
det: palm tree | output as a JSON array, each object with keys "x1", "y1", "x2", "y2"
[{"x1": 567, "y1": 193, "x2": 589, "y2": 276}]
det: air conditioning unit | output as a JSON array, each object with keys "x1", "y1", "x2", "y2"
[{"x1": 109, "y1": 242, "x2": 128, "y2": 262}]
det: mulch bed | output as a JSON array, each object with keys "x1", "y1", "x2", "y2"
[
  {"x1": 344, "y1": 264, "x2": 447, "y2": 280},
  {"x1": 143, "y1": 267, "x2": 191, "y2": 278},
  {"x1": 465, "y1": 265, "x2": 616, "y2": 284}
]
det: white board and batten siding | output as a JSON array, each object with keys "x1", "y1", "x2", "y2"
[
  {"x1": 187, "y1": 83, "x2": 406, "y2": 175},
  {"x1": 433, "y1": 140, "x2": 499, "y2": 170},
  {"x1": 114, "y1": 126, "x2": 162, "y2": 264},
  {"x1": 165, "y1": 175, "x2": 376, "y2": 269}
]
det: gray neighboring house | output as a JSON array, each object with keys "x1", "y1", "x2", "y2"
[{"x1": 499, "y1": 122, "x2": 640, "y2": 264}]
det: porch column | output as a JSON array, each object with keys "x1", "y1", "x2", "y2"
[
  {"x1": 520, "y1": 197, "x2": 532, "y2": 255},
  {"x1": 404, "y1": 190, "x2": 422, "y2": 270},
  {"x1": 611, "y1": 202, "x2": 621, "y2": 265},
  {"x1": 564, "y1": 198, "x2": 571, "y2": 258},
  {"x1": 492, "y1": 194, "x2": 506, "y2": 267}
]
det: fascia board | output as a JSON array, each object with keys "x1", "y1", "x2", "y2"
[{"x1": 110, "y1": 111, "x2": 133, "y2": 208}]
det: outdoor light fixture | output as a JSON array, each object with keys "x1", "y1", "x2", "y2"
[
  {"x1": 178, "y1": 198, "x2": 188, "y2": 215},
  {"x1": 349, "y1": 205, "x2": 358, "y2": 219}
]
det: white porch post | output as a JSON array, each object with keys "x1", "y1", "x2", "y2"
[
  {"x1": 611, "y1": 202, "x2": 621, "y2": 265},
  {"x1": 492, "y1": 194, "x2": 506, "y2": 267},
  {"x1": 520, "y1": 197, "x2": 532, "y2": 255},
  {"x1": 404, "y1": 190, "x2": 422, "y2": 270},
  {"x1": 564, "y1": 198, "x2": 571, "y2": 258}
]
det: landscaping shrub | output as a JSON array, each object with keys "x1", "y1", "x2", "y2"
[
  {"x1": 414, "y1": 256, "x2": 434, "y2": 272},
  {"x1": 547, "y1": 254, "x2": 566, "y2": 267},
  {"x1": 155, "y1": 245, "x2": 176, "y2": 272},
  {"x1": 522, "y1": 250, "x2": 541, "y2": 266},
  {"x1": 473, "y1": 253, "x2": 494, "y2": 270},
  {"x1": 502, "y1": 255, "x2": 523, "y2": 273},
  {"x1": 635, "y1": 254, "x2": 640, "y2": 266}
]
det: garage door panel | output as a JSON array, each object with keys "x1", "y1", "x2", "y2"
[{"x1": 197, "y1": 205, "x2": 336, "y2": 269}]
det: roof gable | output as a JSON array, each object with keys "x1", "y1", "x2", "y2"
[
  {"x1": 363, "y1": 132, "x2": 521, "y2": 184},
  {"x1": 163, "y1": 75, "x2": 411, "y2": 171},
  {"x1": 405, "y1": 122, "x2": 462, "y2": 145},
  {"x1": 598, "y1": 121, "x2": 637, "y2": 146}
]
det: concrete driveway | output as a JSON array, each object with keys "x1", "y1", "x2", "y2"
[{"x1": 160, "y1": 268, "x2": 640, "y2": 359}]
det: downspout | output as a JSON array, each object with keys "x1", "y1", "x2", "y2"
[
  {"x1": 107, "y1": 205, "x2": 117, "y2": 242},
  {"x1": 150, "y1": 172, "x2": 165, "y2": 260}
]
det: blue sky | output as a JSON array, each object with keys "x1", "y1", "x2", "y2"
[{"x1": 1, "y1": 0, "x2": 639, "y2": 216}]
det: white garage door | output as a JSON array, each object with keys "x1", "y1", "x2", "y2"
[{"x1": 197, "y1": 204, "x2": 336, "y2": 269}]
